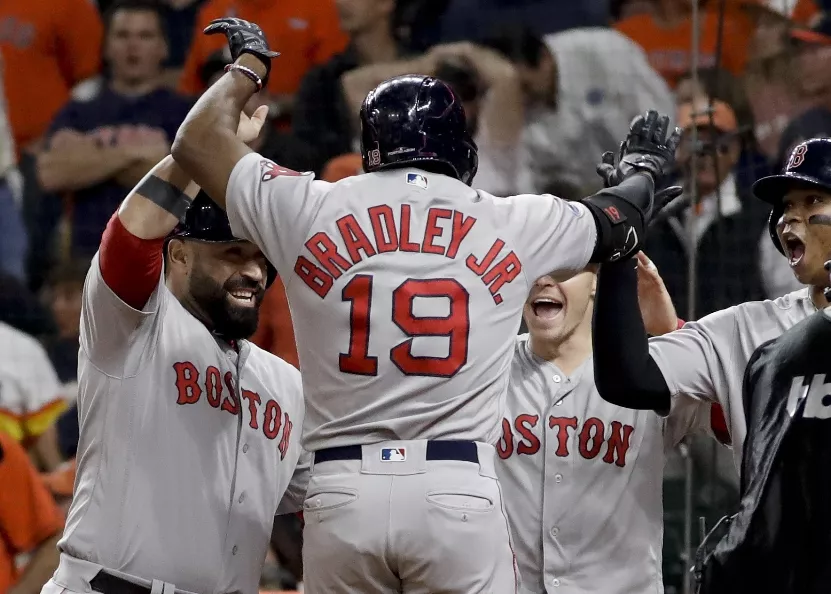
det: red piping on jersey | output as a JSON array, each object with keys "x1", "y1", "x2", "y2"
[
  {"x1": 99, "y1": 212, "x2": 165, "y2": 310},
  {"x1": 676, "y1": 319, "x2": 685, "y2": 330},
  {"x1": 710, "y1": 403, "x2": 731, "y2": 446}
]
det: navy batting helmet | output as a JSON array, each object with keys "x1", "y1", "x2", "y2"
[
  {"x1": 167, "y1": 191, "x2": 277, "y2": 287},
  {"x1": 359, "y1": 74, "x2": 479, "y2": 185},
  {"x1": 752, "y1": 137, "x2": 831, "y2": 255}
]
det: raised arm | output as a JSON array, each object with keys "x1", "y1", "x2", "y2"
[
  {"x1": 171, "y1": 18, "x2": 280, "y2": 208},
  {"x1": 593, "y1": 258, "x2": 672, "y2": 411}
]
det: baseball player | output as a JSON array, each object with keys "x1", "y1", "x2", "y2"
[
  {"x1": 499, "y1": 254, "x2": 721, "y2": 594},
  {"x1": 697, "y1": 259, "x2": 831, "y2": 594},
  {"x1": 592, "y1": 136, "x2": 831, "y2": 471},
  {"x1": 40, "y1": 110, "x2": 307, "y2": 594},
  {"x1": 170, "y1": 17, "x2": 681, "y2": 593}
]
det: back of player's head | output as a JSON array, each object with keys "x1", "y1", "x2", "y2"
[{"x1": 359, "y1": 74, "x2": 479, "y2": 185}]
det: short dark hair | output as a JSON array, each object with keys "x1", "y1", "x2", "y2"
[
  {"x1": 47, "y1": 259, "x2": 91, "y2": 290},
  {"x1": 481, "y1": 25, "x2": 547, "y2": 68},
  {"x1": 103, "y1": 0, "x2": 168, "y2": 42}
]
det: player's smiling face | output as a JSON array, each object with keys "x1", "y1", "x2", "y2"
[
  {"x1": 777, "y1": 188, "x2": 831, "y2": 287},
  {"x1": 177, "y1": 240, "x2": 268, "y2": 339},
  {"x1": 523, "y1": 269, "x2": 596, "y2": 344}
]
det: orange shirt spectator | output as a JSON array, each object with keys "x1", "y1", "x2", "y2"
[
  {"x1": 0, "y1": 431, "x2": 64, "y2": 593},
  {"x1": 0, "y1": 0, "x2": 103, "y2": 152},
  {"x1": 792, "y1": 0, "x2": 820, "y2": 25},
  {"x1": 250, "y1": 277, "x2": 299, "y2": 369},
  {"x1": 615, "y1": 8, "x2": 753, "y2": 89},
  {"x1": 178, "y1": 0, "x2": 348, "y2": 99}
]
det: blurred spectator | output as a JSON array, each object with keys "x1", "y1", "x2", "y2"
[
  {"x1": 674, "y1": 66, "x2": 771, "y2": 191},
  {"x1": 178, "y1": 0, "x2": 348, "y2": 122},
  {"x1": 36, "y1": 0, "x2": 192, "y2": 259},
  {"x1": 321, "y1": 153, "x2": 364, "y2": 181},
  {"x1": 615, "y1": 0, "x2": 754, "y2": 89},
  {"x1": 341, "y1": 40, "x2": 525, "y2": 195},
  {"x1": 293, "y1": 0, "x2": 406, "y2": 174},
  {"x1": 0, "y1": 271, "x2": 55, "y2": 339},
  {"x1": 0, "y1": 0, "x2": 103, "y2": 154},
  {"x1": 392, "y1": 0, "x2": 450, "y2": 51},
  {"x1": 439, "y1": 0, "x2": 610, "y2": 44},
  {"x1": 482, "y1": 26, "x2": 673, "y2": 194},
  {"x1": 0, "y1": 56, "x2": 27, "y2": 282},
  {"x1": 43, "y1": 260, "x2": 87, "y2": 396},
  {"x1": 0, "y1": 321, "x2": 67, "y2": 471},
  {"x1": 645, "y1": 95, "x2": 768, "y2": 319},
  {"x1": 0, "y1": 431, "x2": 64, "y2": 594}
]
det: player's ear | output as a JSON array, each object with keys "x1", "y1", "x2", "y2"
[{"x1": 167, "y1": 238, "x2": 188, "y2": 268}]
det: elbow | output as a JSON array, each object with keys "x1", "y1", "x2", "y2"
[{"x1": 170, "y1": 127, "x2": 197, "y2": 172}]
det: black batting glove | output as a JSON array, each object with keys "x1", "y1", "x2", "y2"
[
  {"x1": 204, "y1": 17, "x2": 280, "y2": 86},
  {"x1": 596, "y1": 110, "x2": 683, "y2": 188}
]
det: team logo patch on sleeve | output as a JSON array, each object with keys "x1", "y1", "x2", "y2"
[
  {"x1": 381, "y1": 447, "x2": 406, "y2": 461},
  {"x1": 260, "y1": 160, "x2": 301, "y2": 182},
  {"x1": 407, "y1": 173, "x2": 428, "y2": 189}
]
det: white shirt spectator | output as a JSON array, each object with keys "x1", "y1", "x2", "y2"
[
  {"x1": 0, "y1": 322, "x2": 67, "y2": 442},
  {"x1": 517, "y1": 27, "x2": 675, "y2": 195}
]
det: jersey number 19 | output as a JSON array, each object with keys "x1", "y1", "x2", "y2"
[{"x1": 339, "y1": 275, "x2": 470, "y2": 378}]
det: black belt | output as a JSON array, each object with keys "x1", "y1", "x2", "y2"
[
  {"x1": 314, "y1": 440, "x2": 479, "y2": 464},
  {"x1": 90, "y1": 570, "x2": 167, "y2": 594}
]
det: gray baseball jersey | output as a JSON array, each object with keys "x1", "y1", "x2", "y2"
[
  {"x1": 649, "y1": 287, "x2": 815, "y2": 470},
  {"x1": 498, "y1": 335, "x2": 710, "y2": 594},
  {"x1": 56, "y1": 255, "x2": 307, "y2": 594},
  {"x1": 225, "y1": 154, "x2": 597, "y2": 451}
]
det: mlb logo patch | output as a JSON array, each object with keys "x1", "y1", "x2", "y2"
[
  {"x1": 381, "y1": 448, "x2": 406, "y2": 462},
  {"x1": 407, "y1": 173, "x2": 428, "y2": 189}
]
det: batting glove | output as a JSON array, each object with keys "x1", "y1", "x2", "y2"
[{"x1": 204, "y1": 17, "x2": 280, "y2": 86}]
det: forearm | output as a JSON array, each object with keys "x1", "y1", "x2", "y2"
[
  {"x1": 478, "y1": 72, "x2": 524, "y2": 147},
  {"x1": 36, "y1": 145, "x2": 136, "y2": 192},
  {"x1": 103, "y1": 156, "x2": 200, "y2": 310},
  {"x1": 341, "y1": 58, "x2": 429, "y2": 117},
  {"x1": 172, "y1": 54, "x2": 262, "y2": 206},
  {"x1": 8, "y1": 534, "x2": 61, "y2": 594},
  {"x1": 31, "y1": 425, "x2": 63, "y2": 472},
  {"x1": 117, "y1": 155, "x2": 200, "y2": 239},
  {"x1": 593, "y1": 261, "x2": 671, "y2": 410}
]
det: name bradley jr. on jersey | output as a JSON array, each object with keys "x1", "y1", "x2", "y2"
[{"x1": 294, "y1": 203, "x2": 523, "y2": 305}]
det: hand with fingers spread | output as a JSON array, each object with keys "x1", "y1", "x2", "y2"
[
  {"x1": 596, "y1": 110, "x2": 684, "y2": 216},
  {"x1": 204, "y1": 17, "x2": 280, "y2": 85},
  {"x1": 596, "y1": 110, "x2": 682, "y2": 186},
  {"x1": 635, "y1": 252, "x2": 679, "y2": 336}
]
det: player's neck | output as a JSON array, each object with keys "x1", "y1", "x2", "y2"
[
  {"x1": 810, "y1": 285, "x2": 830, "y2": 310},
  {"x1": 529, "y1": 327, "x2": 592, "y2": 376}
]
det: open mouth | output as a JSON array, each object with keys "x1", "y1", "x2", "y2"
[
  {"x1": 228, "y1": 289, "x2": 257, "y2": 307},
  {"x1": 531, "y1": 297, "x2": 564, "y2": 320},
  {"x1": 783, "y1": 234, "x2": 806, "y2": 268}
]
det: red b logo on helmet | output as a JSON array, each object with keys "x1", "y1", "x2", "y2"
[{"x1": 787, "y1": 144, "x2": 808, "y2": 170}]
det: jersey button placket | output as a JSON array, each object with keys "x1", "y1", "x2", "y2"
[{"x1": 242, "y1": 443, "x2": 249, "y2": 453}]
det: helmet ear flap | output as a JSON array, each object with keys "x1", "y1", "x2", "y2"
[{"x1": 769, "y1": 205, "x2": 785, "y2": 256}]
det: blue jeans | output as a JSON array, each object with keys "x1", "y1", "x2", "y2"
[{"x1": 0, "y1": 176, "x2": 29, "y2": 282}]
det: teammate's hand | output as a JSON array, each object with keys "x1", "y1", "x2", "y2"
[
  {"x1": 237, "y1": 105, "x2": 269, "y2": 144},
  {"x1": 635, "y1": 251, "x2": 678, "y2": 336},
  {"x1": 596, "y1": 110, "x2": 682, "y2": 189},
  {"x1": 204, "y1": 17, "x2": 280, "y2": 85}
]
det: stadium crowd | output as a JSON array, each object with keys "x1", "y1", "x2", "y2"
[{"x1": 1, "y1": 0, "x2": 829, "y2": 591}]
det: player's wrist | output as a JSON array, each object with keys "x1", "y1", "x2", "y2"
[{"x1": 235, "y1": 54, "x2": 269, "y2": 82}]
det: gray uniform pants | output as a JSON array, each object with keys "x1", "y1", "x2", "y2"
[{"x1": 302, "y1": 440, "x2": 518, "y2": 593}]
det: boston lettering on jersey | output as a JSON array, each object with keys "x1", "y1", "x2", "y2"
[
  {"x1": 294, "y1": 204, "x2": 521, "y2": 305},
  {"x1": 497, "y1": 413, "x2": 634, "y2": 467},
  {"x1": 172, "y1": 362, "x2": 293, "y2": 459}
]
